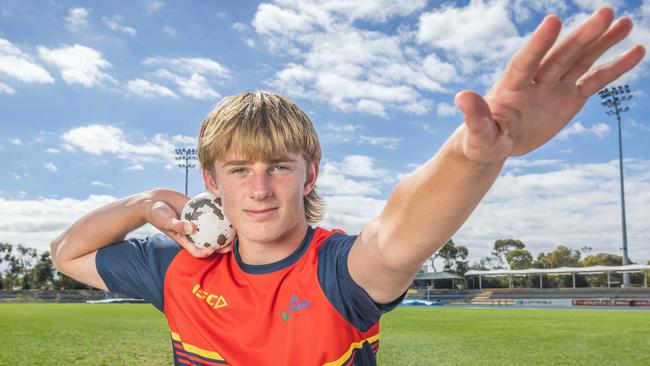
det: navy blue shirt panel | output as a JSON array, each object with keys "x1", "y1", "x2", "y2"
[
  {"x1": 95, "y1": 234, "x2": 181, "y2": 312},
  {"x1": 317, "y1": 232, "x2": 405, "y2": 333}
]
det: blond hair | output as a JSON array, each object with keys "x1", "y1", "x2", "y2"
[{"x1": 198, "y1": 91, "x2": 324, "y2": 223}]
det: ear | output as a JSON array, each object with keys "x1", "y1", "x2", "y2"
[
  {"x1": 304, "y1": 160, "x2": 319, "y2": 195},
  {"x1": 201, "y1": 167, "x2": 221, "y2": 197}
]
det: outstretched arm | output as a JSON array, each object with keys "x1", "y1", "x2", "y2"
[
  {"x1": 348, "y1": 7, "x2": 645, "y2": 304},
  {"x1": 50, "y1": 189, "x2": 228, "y2": 290}
]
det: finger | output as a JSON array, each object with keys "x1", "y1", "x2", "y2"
[
  {"x1": 164, "y1": 228, "x2": 216, "y2": 258},
  {"x1": 170, "y1": 218, "x2": 194, "y2": 236},
  {"x1": 577, "y1": 45, "x2": 646, "y2": 97},
  {"x1": 215, "y1": 245, "x2": 232, "y2": 254},
  {"x1": 455, "y1": 90, "x2": 498, "y2": 138},
  {"x1": 535, "y1": 7, "x2": 614, "y2": 83},
  {"x1": 562, "y1": 17, "x2": 633, "y2": 83},
  {"x1": 501, "y1": 15, "x2": 561, "y2": 89}
]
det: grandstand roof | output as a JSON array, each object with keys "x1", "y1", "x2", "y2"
[
  {"x1": 465, "y1": 264, "x2": 650, "y2": 277},
  {"x1": 415, "y1": 271, "x2": 463, "y2": 280}
]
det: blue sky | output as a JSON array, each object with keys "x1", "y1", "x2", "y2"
[{"x1": 1, "y1": 0, "x2": 649, "y2": 266}]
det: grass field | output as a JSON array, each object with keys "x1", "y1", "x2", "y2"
[{"x1": 1, "y1": 304, "x2": 649, "y2": 365}]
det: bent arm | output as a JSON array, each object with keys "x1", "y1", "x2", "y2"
[
  {"x1": 348, "y1": 126, "x2": 505, "y2": 303},
  {"x1": 50, "y1": 190, "x2": 168, "y2": 290}
]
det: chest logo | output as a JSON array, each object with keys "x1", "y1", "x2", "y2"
[
  {"x1": 192, "y1": 284, "x2": 228, "y2": 310},
  {"x1": 281, "y1": 295, "x2": 310, "y2": 323}
]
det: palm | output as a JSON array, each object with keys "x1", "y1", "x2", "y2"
[
  {"x1": 457, "y1": 8, "x2": 645, "y2": 163},
  {"x1": 485, "y1": 77, "x2": 585, "y2": 156}
]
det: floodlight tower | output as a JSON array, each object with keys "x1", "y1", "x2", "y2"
[
  {"x1": 175, "y1": 148, "x2": 197, "y2": 196},
  {"x1": 598, "y1": 85, "x2": 633, "y2": 287}
]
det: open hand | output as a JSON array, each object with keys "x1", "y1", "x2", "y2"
[
  {"x1": 455, "y1": 7, "x2": 645, "y2": 164},
  {"x1": 145, "y1": 189, "x2": 232, "y2": 258}
]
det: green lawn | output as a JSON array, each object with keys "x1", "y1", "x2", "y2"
[{"x1": 1, "y1": 304, "x2": 649, "y2": 365}]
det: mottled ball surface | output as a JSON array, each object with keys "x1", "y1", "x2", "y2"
[{"x1": 181, "y1": 192, "x2": 235, "y2": 249}]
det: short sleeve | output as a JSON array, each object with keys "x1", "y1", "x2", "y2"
[
  {"x1": 317, "y1": 232, "x2": 406, "y2": 332},
  {"x1": 95, "y1": 234, "x2": 181, "y2": 312}
]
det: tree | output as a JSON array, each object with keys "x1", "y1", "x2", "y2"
[
  {"x1": 30, "y1": 251, "x2": 55, "y2": 289},
  {"x1": 14, "y1": 245, "x2": 38, "y2": 289},
  {"x1": 0, "y1": 242, "x2": 10, "y2": 289},
  {"x1": 492, "y1": 239, "x2": 525, "y2": 267},
  {"x1": 583, "y1": 253, "x2": 623, "y2": 287},
  {"x1": 1, "y1": 244, "x2": 38, "y2": 290},
  {"x1": 535, "y1": 246, "x2": 581, "y2": 268},
  {"x1": 430, "y1": 239, "x2": 469, "y2": 275},
  {"x1": 53, "y1": 271, "x2": 91, "y2": 290},
  {"x1": 533, "y1": 246, "x2": 582, "y2": 288},
  {"x1": 506, "y1": 249, "x2": 533, "y2": 270}
]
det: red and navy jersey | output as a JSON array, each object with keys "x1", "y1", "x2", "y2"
[{"x1": 96, "y1": 226, "x2": 404, "y2": 365}]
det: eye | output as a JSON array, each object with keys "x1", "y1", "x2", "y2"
[
  {"x1": 271, "y1": 165, "x2": 290, "y2": 173},
  {"x1": 230, "y1": 167, "x2": 248, "y2": 175}
]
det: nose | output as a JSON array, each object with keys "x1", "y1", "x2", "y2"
[{"x1": 249, "y1": 172, "x2": 272, "y2": 201}]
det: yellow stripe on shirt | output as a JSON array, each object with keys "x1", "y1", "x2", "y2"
[
  {"x1": 171, "y1": 332, "x2": 226, "y2": 361},
  {"x1": 322, "y1": 334, "x2": 380, "y2": 366}
]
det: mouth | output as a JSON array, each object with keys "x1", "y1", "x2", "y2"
[{"x1": 244, "y1": 207, "x2": 278, "y2": 219}]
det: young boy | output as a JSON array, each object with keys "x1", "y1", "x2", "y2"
[{"x1": 50, "y1": 7, "x2": 644, "y2": 366}]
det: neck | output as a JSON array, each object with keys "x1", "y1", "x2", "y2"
[{"x1": 237, "y1": 222, "x2": 309, "y2": 265}]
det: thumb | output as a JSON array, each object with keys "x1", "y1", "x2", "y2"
[
  {"x1": 170, "y1": 218, "x2": 194, "y2": 235},
  {"x1": 455, "y1": 90, "x2": 498, "y2": 140}
]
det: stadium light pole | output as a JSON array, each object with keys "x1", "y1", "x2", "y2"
[
  {"x1": 175, "y1": 148, "x2": 197, "y2": 196},
  {"x1": 598, "y1": 85, "x2": 633, "y2": 288}
]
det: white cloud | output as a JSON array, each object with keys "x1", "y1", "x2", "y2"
[
  {"x1": 325, "y1": 122, "x2": 360, "y2": 133},
  {"x1": 38, "y1": 44, "x2": 115, "y2": 87},
  {"x1": 572, "y1": 0, "x2": 624, "y2": 12},
  {"x1": 172, "y1": 134, "x2": 197, "y2": 146},
  {"x1": 232, "y1": 22, "x2": 247, "y2": 32},
  {"x1": 436, "y1": 102, "x2": 457, "y2": 117},
  {"x1": 318, "y1": 158, "x2": 650, "y2": 263},
  {"x1": 11, "y1": 172, "x2": 21, "y2": 180},
  {"x1": 90, "y1": 180, "x2": 114, "y2": 189},
  {"x1": 43, "y1": 162, "x2": 58, "y2": 172},
  {"x1": 125, "y1": 164, "x2": 144, "y2": 171},
  {"x1": 510, "y1": 0, "x2": 569, "y2": 23},
  {"x1": 558, "y1": 121, "x2": 611, "y2": 140},
  {"x1": 65, "y1": 7, "x2": 89, "y2": 31},
  {"x1": 253, "y1": 1, "x2": 445, "y2": 116},
  {"x1": 417, "y1": 0, "x2": 524, "y2": 70},
  {"x1": 317, "y1": 154, "x2": 396, "y2": 196},
  {"x1": 163, "y1": 26, "x2": 177, "y2": 36},
  {"x1": 318, "y1": 170, "x2": 382, "y2": 196},
  {"x1": 0, "y1": 38, "x2": 54, "y2": 84},
  {"x1": 10, "y1": 138, "x2": 22, "y2": 145},
  {"x1": 358, "y1": 135, "x2": 401, "y2": 150},
  {"x1": 332, "y1": 155, "x2": 390, "y2": 179},
  {"x1": 141, "y1": 56, "x2": 230, "y2": 100},
  {"x1": 456, "y1": 159, "x2": 650, "y2": 263},
  {"x1": 0, "y1": 81, "x2": 15, "y2": 94},
  {"x1": 46, "y1": 148, "x2": 60, "y2": 154},
  {"x1": 628, "y1": 119, "x2": 650, "y2": 133},
  {"x1": 0, "y1": 195, "x2": 160, "y2": 253},
  {"x1": 62, "y1": 143, "x2": 76, "y2": 153},
  {"x1": 102, "y1": 15, "x2": 137, "y2": 36},
  {"x1": 60, "y1": 124, "x2": 196, "y2": 169},
  {"x1": 321, "y1": 195, "x2": 387, "y2": 234},
  {"x1": 143, "y1": 57, "x2": 230, "y2": 77},
  {"x1": 147, "y1": 0, "x2": 164, "y2": 13},
  {"x1": 245, "y1": 38, "x2": 256, "y2": 47},
  {"x1": 154, "y1": 69, "x2": 219, "y2": 100},
  {"x1": 127, "y1": 78, "x2": 178, "y2": 99},
  {"x1": 321, "y1": 122, "x2": 401, "y2": 149}
]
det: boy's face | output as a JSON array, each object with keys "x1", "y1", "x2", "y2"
[{"x1": 202, "y1": 150, "x2": 318, "y2": 245}]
